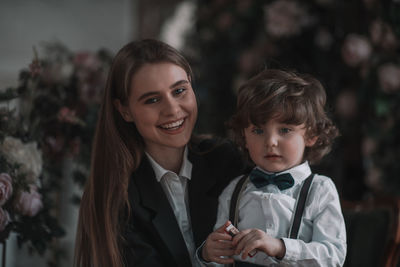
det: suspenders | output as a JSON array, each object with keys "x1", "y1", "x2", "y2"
[{"x1": 228, "y1": 173, "x2": 315, "y2": 239}]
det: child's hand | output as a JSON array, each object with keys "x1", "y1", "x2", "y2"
[
  {"x1": 202, "y1": 221, "x2": 235, "y2": 264},
  {"x1": 232, "y1": 228, "x2": 286, "y2": 260}
]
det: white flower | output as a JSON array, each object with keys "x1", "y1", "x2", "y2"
[
  {"x1": 264, "y1": 0, "x2": 312, "y2": 38},
  {"x1": 341, "y1": 34, "x2": 372, "y2": 67},
  {"x1": 1, "y1": 137, "x2": 43, "y2": 183},
  {"x1": 378, "y1": 63, "x2": 400, "y2": 93}
]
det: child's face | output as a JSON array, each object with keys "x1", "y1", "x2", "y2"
[{"x1": 243, "y1": 119, "x2": 317, "y2": 173}]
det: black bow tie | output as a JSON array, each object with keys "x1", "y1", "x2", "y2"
[{"x1": 249, "y1": 168, "x2": 295, "y2": 190}]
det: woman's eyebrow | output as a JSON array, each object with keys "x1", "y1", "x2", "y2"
[
  {"x1": 137, "y1": 91, "x2": 158, "y2": 101},
  {"x1": 169, "y1": 80, "x2": 189, "y2": 89},
  {"x1": 137, "y1": 80, "x2": 189, "y2": 101}
]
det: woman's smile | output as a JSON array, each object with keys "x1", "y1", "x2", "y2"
[{"x1": 158, "y1": 118, "x2": 186, "y2": 133}]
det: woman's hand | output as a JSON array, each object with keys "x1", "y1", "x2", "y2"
[
  {"x1": 232, "y1": 228, "x2": 286, "y2": 260},
  {"x1": 201, "y1": 221, "x2": 236, "y2": 264}
]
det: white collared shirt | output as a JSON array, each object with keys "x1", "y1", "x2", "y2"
[
  {"x1": 202, "y1": 161, "x2": 346, "y2": 267},
  {"x1": 145, "y1": 147, "x2": 197, "y2": 265}
]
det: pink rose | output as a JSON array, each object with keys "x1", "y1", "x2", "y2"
[
  {"x1": 264, "y1": 0, "x2": 311, "y2": 38},
  {"x1": 315, "y1": 28, "x2": 333, "y2": 51},
  {"x1": 341, "y1": 34, "x2": 372, "y2": 67},
  {"x1": 29, "y1": 59, "x2": 42, "y2": 77},
  {"x1": 73, "y1": 52, "x2": 101, "y2": 71},
  {"x1": 57, "y1": 107, "x2": 76, "y2": 123},
  {"x1": 45, "y1": 135, "x2": 65, "y2": 154},
  {"x1": 14, "y1": 185, "x2": 43, "y2": 217},
  {"x1": 335, "y1": 90, "x2": 358, "y2": 119},
  {"x1": 361, "y1": 137, "x2": 376, "y2": 157},
  {"x1": 57, "y1": 107, "x2": 84, "y2": 125},
  {"x1": 377, "y1": 63, "x2": 400, "y2": 93},
  {"x1": 0, "y1": 173, "x2": 13, "y2": 206},
  {"x1": 370, "y1": 20, "x2": 398, "y2": 51},
  {"x1": 0, "y1": 208, "x2": 10, "y2": 232}
]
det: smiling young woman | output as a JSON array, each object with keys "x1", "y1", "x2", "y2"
[
  {"x1": 114, "y1": 62, "x2": 198, "y2": 173},
  {"x1": 74, "y1": 39, "x2": 246, "y2": 267}
]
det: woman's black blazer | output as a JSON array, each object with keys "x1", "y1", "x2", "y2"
[{"x1": 123, "y1": 139, "x2": 246, "y2": 267}]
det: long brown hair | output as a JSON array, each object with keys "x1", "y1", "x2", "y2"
[{"x1": 74, "y1": 39, "x2": 193, "y2": 267}]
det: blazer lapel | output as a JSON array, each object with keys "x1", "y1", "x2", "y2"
[
  {"x1": 134, "y1": 157, "x2": 191, "y2": 266},
  {"x1": 188, "y1": 150, "x2": 219, "y2": 247}
]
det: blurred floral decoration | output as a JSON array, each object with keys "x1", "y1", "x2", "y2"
[
  {"x1": 0, "y1": 42, "x2": 112, "y2": 265},
  {"x1": 184, "y1": 0, "x2": 400, "y2": 199}
]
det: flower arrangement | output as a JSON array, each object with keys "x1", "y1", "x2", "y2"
[
  {"x1": 185, "y1": 0, "x2": 400, "y2": 198},
  {"x1": 0, "y1": 42, "x2": 112, "y2": 265}
]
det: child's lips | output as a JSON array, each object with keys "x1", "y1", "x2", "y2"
[{"x1": 264, "y1": 154, "x2": 281, "y2": 159}]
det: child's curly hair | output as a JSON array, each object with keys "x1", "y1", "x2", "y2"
[{"x1": 227, "y1": 69, "x2": 339, "y2": 165}]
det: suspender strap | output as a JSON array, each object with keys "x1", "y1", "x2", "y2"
[
  {"x1": 229, "y1": 173, "x2": 315, "y2": 239},
  {"x1": 229, "y1": 175, "x2": 249, "y2": 226},
  {"x1": 289, "y1": 173, "x2": 315, "y2": 239}
]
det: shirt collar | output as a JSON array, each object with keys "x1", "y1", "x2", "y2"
[
  {"x1": 145, "y1": 146, "x2": 193, "y2": 182},
  {"x1": 254, "y1": 161, "x2": 312, "y2": 185}
]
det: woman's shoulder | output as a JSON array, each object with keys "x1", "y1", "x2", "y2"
[{"x1": 189, "y1": 134, "x2": 242, "y2": 159}]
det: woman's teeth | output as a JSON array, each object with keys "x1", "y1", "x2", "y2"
[{"x1": 160, "y1": 119, "x2": 184, "y2": 129}]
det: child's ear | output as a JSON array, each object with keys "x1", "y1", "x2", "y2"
[
  {"x1": 306, "y1": 136, "x2": 318, "y2": 147},
  {"x1": 113, "y1": 99, "x2": 134, "y2": 122}
]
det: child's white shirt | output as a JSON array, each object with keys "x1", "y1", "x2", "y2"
[{"x1": 198, "y1": 161, "x2": 346, "y2": 267}]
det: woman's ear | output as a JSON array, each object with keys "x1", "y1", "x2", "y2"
[
  {"x1": 306, "y1": 136, "x2": 318, "y2": 147},
  {"x1": 113, "y1": 99, "x2": 134, "y2": 122}
]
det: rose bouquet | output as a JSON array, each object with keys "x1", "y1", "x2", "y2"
[
  {"x1": 0, "y1": 42, "x2": 112, "y2": 265},
  {"x1": 0, "y1": 117, "x2": 64, "y2": 261}
]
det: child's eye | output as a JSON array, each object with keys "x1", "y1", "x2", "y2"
[
  {"x1": 173, "y1": 88, "x2": 186, "y2": 95},
  {"x1": 144, "y1": 97, "x2": 160, "y2": 104},
  {"x1": 252, "y1": 128, "x2": 264, "y2": 135},
  {"x1": 279, "y1": 127, "x2": 292, "y2": 134}
]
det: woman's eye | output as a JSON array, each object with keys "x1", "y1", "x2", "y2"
[
  {"x1": 144, "y1": 97, "x2": 159, "y2": 104},
  {"x1": 252, "y1": 128, "x2": 264, "y2": 135},
  {"x1": 173, "y1": 88, "x2": 186, "y2": 95}
]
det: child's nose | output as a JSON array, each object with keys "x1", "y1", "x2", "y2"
[{"x1": 264, "y1": 133, "x2": 278, "y2": 147}]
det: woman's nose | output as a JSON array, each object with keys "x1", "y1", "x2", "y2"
[{"x1": 162, "y1": 97, "x2": 181, "y2": 116}]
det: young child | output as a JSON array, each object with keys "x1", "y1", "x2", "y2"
[{"x1": 198, "y1": 69, "x2": 346, "y2": 266}]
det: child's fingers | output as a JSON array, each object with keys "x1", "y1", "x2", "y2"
[
  {"x1": 231, "y1": 229, "x2": 251, "y2": 246},
  {"x1": 241, "y1": 237, "x2": 261, "y2": 259},
  {"x1": 214, "y1": 220, "x2": 233, "y2": 233},
  {"x1": 209, "y1": 232, "x2": 233, "y2": 241},
  {"x1": 233, "y1": 229, "x2": 259, "y2": 256}
]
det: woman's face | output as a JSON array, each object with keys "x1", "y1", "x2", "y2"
[{"x1": 117, "y1": 62, "x2": 197, "y2": 156}]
